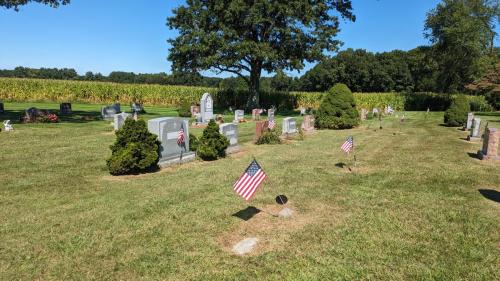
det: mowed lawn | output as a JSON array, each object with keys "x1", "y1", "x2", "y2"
[{"x1": 1, "y1": 102, "x2": 499, "y2": 280}]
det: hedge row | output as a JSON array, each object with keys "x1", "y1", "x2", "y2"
[{"x1": 0, "y1": 78, "x2": 492, "y2": 111}]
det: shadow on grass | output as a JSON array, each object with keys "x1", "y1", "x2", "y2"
[
  {"x1": 232, "y1": 206, "x2": 261, "y2": 221},
  {"x1": 478, "y1": 189, "x2": 500, "y2": 203},
  {"x1": 335, "y1": 162, "x2": 347, "y2": 168},
  {"x1": 467, "y1": 152, "x2": 481, "y2": 160},
  {"x1": 0, "y1": 109, "x2": 104, "y2": 124}
]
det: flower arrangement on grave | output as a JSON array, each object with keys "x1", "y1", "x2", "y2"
[{"x1": 47, "y1": 113, "x2": 59, "y2": 123}]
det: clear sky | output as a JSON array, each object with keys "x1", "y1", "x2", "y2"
[{"x1": 1, "y1": 0, "x2": 498, "y2": 77}]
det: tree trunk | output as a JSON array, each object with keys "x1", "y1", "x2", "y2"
[{"x1": 246, "y1": 63, "x2": 261, "y2": 110}]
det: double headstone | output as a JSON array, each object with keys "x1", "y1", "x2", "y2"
[
  {"x1": 220, "y1": 123, "x2": 239, "y2": 154},
  {"x1": 282, "y1": 117, "x2": 298, "y2": 136},
  {"x1": 101, "y1": 103, "x2": 121, "y2": 121},
  {"x1": 301, "y1": 115, "x2": 315, "y2": 133},
  {"x1": 114, "y1": 112, "x2": 131, "y2": 131},
  {"x1": 60, "y1": 103, "x2": 72, "y2": 115},
  {"x1": 148, "y1": 117, "x2": 195, "y2": 167},
  {"x1": 478, "y1": 127, "x2": 500, "y2": 160},
  {"x1": 465, "y1": 113, "x2": 474, "y2": 131},
  {"x1": 234, "y1": 110, "x2": 244, "y2": 123},
  {"x1": 467, "y1": 118, "x2": 481, "y2": 141},
  {"x1": 0, "y1": 101, "x2": 4, "y2": 114},
  {"x1": 200, "y1": 93, "x2": 214, "y2": 123}
]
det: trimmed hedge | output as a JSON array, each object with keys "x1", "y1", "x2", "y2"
[
  {"x1": 444, "y1": 95, "x2": 470, "y2": 127},
  {"x1": 315, "y1": 84, "x2": 359, "y2": 130}
]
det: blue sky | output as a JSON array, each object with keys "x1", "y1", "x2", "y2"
[{"x1": 1, "y1": 0, "x2": 498, "y2": 77}]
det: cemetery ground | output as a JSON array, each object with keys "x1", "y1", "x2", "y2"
[{"x1": 1, "y1": 102, "x2": 499, "y2": 280}]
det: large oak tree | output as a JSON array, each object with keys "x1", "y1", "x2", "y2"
[
  {"x1": 0, "y1": 0, "x2": 69, "y2": 10},
  {"x1": 167, "y1": 0, "x2": 355, "y2": 108}
]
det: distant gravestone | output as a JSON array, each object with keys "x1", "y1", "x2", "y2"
[
  {"x1": 465, "y1": 112, "x2": 474, "y2": 130},
  {"x1": 301, "y1": 115, "x2": 315, "y2": 133},
  {"x1": 190, "y1": 105, "x2": 200, "y2": 117},
  {"x1": 3, "y1": 120, "x2": 13, "y2": 132},
  {"x1": 282, "y1": 117, "x2": 298, "y2": 135},
  {"x1": 234, "y1": 110, "x2": 244, "y2": 123},
  {"x1": 255, "y1": 120, "x2": 269, "y2": 140},
  {"x1": 478, "y1": 127, "x2": 499, "y2": 160},
  {"x1": 200, "y1": 93, "x2": 214, "y2": 123},
  {"x1": 299, "y1": 107, "x2": 306, "y2": 116},
  {"x1": 468, "y1": 118, "x2": 481, "y2": 141},
  {"x1": 268, "y1": 108, "x2": 275, "y2": 121},
  {"x1": 114, "y1": 112, "x2": 130, "y2": 131},
  {"x1": 148, "y1": 117, "x2": 195, "y2": 167},
  {"x1": 59, "y1": 103, "x2": 72, "y2": 115},
  {"x1": 131, "y1": 102, "x2": 144, "y2": 114},
  {"x1": 0, "y1": 102, "x2": 4, "y2": 114},
  {"x1": 101, "y1": 103, "x2": 121, "y2": 120},
  {"x1": 360, "y1": 108, "x2": 368, "y2": 120},
  {"x1": 219, "y1": 123, "x2": 239, "y2": 154},
  {"x1": 252, "y1": 109, "x2": 262, "y2": 121}
]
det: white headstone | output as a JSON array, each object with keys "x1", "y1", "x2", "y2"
[
  {"x1": 234, "y1": 110, "x2": 244, "y2": 123},
  {"x1": 3, "y1": 120, "x2": 13, "y2": 132},
  {"x1": 113, "y1": 112, "x2": 131, "y2": 131},
  {"x1": 200, "y1": 93, "x2": 214, "y2": 123},
  {"x1": 282, "y1": 117, "x2": 298, "y2": 135},
  {"x1": 466, "y1": 113, "x2": 474, "y2": 130},
  {"x1": 220, "y1": 123, "x2": 239, "y2": 153},
  {"x1": 470, "y1": 118, "x2": 481, "y2": 138}
]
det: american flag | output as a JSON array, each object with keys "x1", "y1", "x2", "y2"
[
  {"x1": 268, "y1": 119, "x2": 275, "y2": 130},
  {"x1": 233, "y1": 159, "x2": 267, "y2": 201},
  {"x1": 177, "y1": 127, "x2": 185, "y2": 145},
  {"x1": 341, "y1": 136, "x2": 354, "y2": 154}
]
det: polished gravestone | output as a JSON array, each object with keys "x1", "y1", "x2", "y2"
[
  {"x1": 478, "y1": 127, "x2": 500, "y2": 160},
  {"x1": 101, "y1": 103, "x2": 121, "y2": 120},
  {"x1": 59, "y1": 103, "x2": 72, "y2": 115},
  {"x1": 114, "y1": 112, "x2": 130, "y2": 131},
  {"x1": 200, "y1": 93, "x2": 214, "y2": 123},
  {"x1": 467, "y1": 118, "x2": 481, "y2": 141},
  {"x1": 465, "y1": 112, "x2": 474, "y2": 131},
  {"x1": 219, "y1": 123, "x2": 239, "y2": 154},
  {"x1": 148, "y1": 117, "x2": 195, "y2": 167},
  {"x1": 268, "y1": 108, "x2": 275, "y2": 121},
  {"x1": 301, "y1": 115, "x2": 315, "y2": 133}
]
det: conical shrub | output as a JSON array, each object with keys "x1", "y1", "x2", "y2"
[{"x1": 315, "y1": 83, "x2": 359, "y2": 129}]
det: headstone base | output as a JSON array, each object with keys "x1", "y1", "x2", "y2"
[
  {"x1": 467, "y1": 136, "x2": 481, "y2": 142},
  {"x1": 478, "y1": 150, "x2": 500, "y2": 161},
  {"x1": 226, "y1": 145, "x2": 240, "y2": 154},
  {"x1": 158, "y1": 151, "x2": 196, "y2": 167}
]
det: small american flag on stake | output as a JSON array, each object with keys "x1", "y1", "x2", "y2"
[
  {"x1": 177, "y1": 127, "x2": 185, "y2": 145},
  {"x1": 233, "y1": 159, "x2": 267, "y2": 201},
  {"x1": 268, "y1": 119, "x2": 275, "y2": 130},
  {"x1": 341, "y1": 136, "x2": 354, "y2": 154}
]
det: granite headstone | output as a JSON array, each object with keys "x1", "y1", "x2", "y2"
[
  {"x1": 468, "y1": 118, "x2": 481, "y2": 141},
  {"x1": 200, "y1": 93, "x2": 214, "y2": 123},
  {"x1": 220, "y1": 123, "x2": 239, "y2": 153},
  {"x1": 282, "y1": 117, "x2": 298, "y2": 135},
  {"x1": 114, "y1": 112, "x2": 131, "y2": 131},
  {"x1": 101, "y1": 103, "x2": 121, "y2": 120},
  {"x1": 148, "y1": 117, "x2": 195, "y2": 166},
  {"x1": 478, "y1": 127, "x2": 500, "y2": 160},
  {"x1": 59, "y1": 103, "x2": 72, "y2": 115},
  {"x1": 234, "y1": 110, "x2": 244, "y2": 123}
]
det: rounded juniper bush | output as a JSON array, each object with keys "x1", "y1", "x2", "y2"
[
  {"x1": 444, "y1": 94, "x2": 470, "y2": 127},
  {"x1": 197, "y1": 120, "x2": 229, "y2": 161},
  {"x1": 107, "y1": 118, "x2": 161, "y2": 175},
  {"x1": 315, "y1": 83, "x2": 359, "y2": 129}
]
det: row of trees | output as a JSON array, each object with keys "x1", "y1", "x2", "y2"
[{"x1": 0, "y1": 67, "x2": 222, "y2": 87}]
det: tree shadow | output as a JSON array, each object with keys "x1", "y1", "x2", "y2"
[
  {"x1": 0, "y1": 109, "x2": 104, "y2": 124},
  {"x1": 478, "y1": 189, "x2": 500, "y2": 203},
  {"x1": 232, "y1": 206, "x2": 261, "y2": 221}
]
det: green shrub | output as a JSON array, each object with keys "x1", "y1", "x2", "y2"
[
  {"x1": 107, "y1": 119, "x2": 161, "y2": 175},
  {"x1": 177, "y1": 99, "x2": 192, "y2": 117},
  {"x1": 315, "y1": 83, "x2": 359, "y2": 129},
  {"x1": 197, "y1": 120, "x2": 229, "y2": 161},
  {"x1": 189, "y1": 133, "x2": 199, "y2": 152},
  {"x1": 444, "y1": 95, "x2": 470, "y2": 127},
  {"x1": 256, "y1": 130, "x2": 282, "y2": 145},
  {"x1": 403, "y1": 92, "x2": 452, "y2": 111},
  {"x1": 468, "y1": 96, "x2": 493, "y2": 112},
  {"x1": 366, "y1": 112, "x2": 374, "y2": 120}
]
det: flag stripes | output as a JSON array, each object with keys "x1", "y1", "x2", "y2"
[
  {"x1": 233, "y1": 160, "x2": 267, "y2": 201},
  {"x1": 341, "y1": 136, "x2": 354, "y2": 154}
]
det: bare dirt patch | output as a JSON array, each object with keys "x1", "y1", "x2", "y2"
[{"x1": 218, "y1": 202, "x2": 344, "y2": 256}]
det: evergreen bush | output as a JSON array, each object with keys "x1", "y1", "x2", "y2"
[
  {"x1": 444, "y1": 94, "x2": 470, "y2": 127},
  {"x1": 197, "y1": 120, "x2": 229, "y2": 161},
  {"x1": 189, "y1": 133, "x2": 199, "y2": 152},
  {"x1": 315, "y1": 83, "x2": 359, "y2": 129},
  {"x1": 106, "y1": 119, "x2": 161, "y2": 175},
  {"x1": 256, "y1": 130, "x2": 282, "y2": 145},
  {"x1": 177, "y1": 99, "x2": 192, "y2": 117}
]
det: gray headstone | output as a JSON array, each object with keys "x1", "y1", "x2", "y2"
[
  {"x1": 200, "y1": 93, "x2": 214, "y2": 123},
  {"x1": 101, "y1": 103, "x2": 121, "y2": 120},
  {"x1": 470, "y1": 118, "x2": 481, "y2": 138},
  {"x1": 232, "y1": 238, "x2": 258, "y2": 255},
  {"x1": 60, "y1": 103, "x2": 72, "y2": 115},
  {"x1": 268, "y1": 109, "x2": 275, "y2": 121},
  {"x1": 113, "y1": 112, "x2": 131, "y2": 131},
  {"x1": 220, "y1": 123, "x2": 239, "y2": 153},
  {"x1": 282, "y1": 117, "x2": 298, "y2": 135},
  {"x1": 466, "y1": 113, "x2": 474, "y2": 130},
  {"x1": 234, "y1": 110, "x2": 244, "y2": 123},
  {"x1": 131, "y1": 102, "x2": 143, "y2": 114},
  {"x1": 148, "y1": 117, "x2": 195, "y2": 166}
]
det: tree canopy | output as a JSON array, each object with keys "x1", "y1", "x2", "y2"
[
  {"x1": 167, "y1": 0, "x2": 355, "y2": 108},
  {"x1": 0, "y1": 0, "x2": 69, "y2": 10}
]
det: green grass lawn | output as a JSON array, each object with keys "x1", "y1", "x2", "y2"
[{"x1": 1, "y1": 102, "x2": 499, "y2": 280}]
